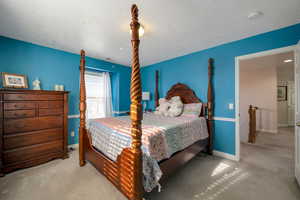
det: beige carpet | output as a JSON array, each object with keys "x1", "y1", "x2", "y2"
[{"x1": 1, "y1": 128, "x2": 300, "y2": 200}]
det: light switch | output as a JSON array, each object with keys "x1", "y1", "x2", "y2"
[
  {"x1": 71, "y1": 131, "x2": 75, "y2": 137},
  {"x1": 229, "y1": 103, "x2": 234, "y2": 110}
]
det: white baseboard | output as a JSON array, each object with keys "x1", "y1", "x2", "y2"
[
  {"x1": 278, "y1": 124, "x2": 294, "y2": 128},
  {"x1": 278, "y1": 123, "x2": 289, "y2": 128},
  {"x1": 68, "y1": 114, "x2": 80, "y2": 119},
  {"x1": 257, "y1": 129, "x2": 277, "y2": 134},
  {"x1": 113, "y1": 110, "x2": 130, "y2": 114},
  {"x1": 213, "y1": 117, "x2": 236, "y2": 122},
  {"x1": 213, "y1": 150, "x2": 238, "y2": 161},
  {"x1": 68, "y1": 144, "x2": 79, "y2": 149}
]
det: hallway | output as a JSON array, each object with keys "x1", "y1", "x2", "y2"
[
  {"x1": 241, "y1": 127, "x2": 298, "y2": 194},
  {"x1": 241, "y1": 128, "x2": 294, "y2": 173}
]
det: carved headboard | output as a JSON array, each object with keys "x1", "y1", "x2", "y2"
[
  {"x1": 155, "y1": 58, "x2": 214, "y2": 153},
  {"x1": 165, "y1": 83, "x2": 207, "y2": 116},
  {"x1": 165, "y1": 83, "x2": 200, "y2": 103}
]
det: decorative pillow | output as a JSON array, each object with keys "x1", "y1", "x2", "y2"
[
  {"x1": 154, "y1": 98, "x2": 170, "y2": 116},
  {"x1": 165, "y1": 96, "x2": 183, "y2": 117},
  {"x1": 181, "y1": 103, "x2": 202, "y2": 117}
]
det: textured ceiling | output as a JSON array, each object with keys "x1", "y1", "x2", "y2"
[{"x1": 0, "y1": 0, "x2": 299, "y2": 66}]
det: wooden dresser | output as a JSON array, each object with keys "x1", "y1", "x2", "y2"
[{"x1": 0, "y1": 90, "x2": 69, "y2": 176}]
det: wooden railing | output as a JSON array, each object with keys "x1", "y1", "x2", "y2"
[{"x1": 248, "y1": 105, "x2": 259, "y2": 143}]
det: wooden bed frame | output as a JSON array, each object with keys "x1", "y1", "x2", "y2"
[{"x1": 78, "y1": 5, "x2": 214, "y2": 200}]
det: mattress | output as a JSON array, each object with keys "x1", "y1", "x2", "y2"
[{"x1": 87, "y1": 113, "x2": 208, "y2": 191}]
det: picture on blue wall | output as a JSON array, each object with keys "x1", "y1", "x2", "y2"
[{"x1": 2, "y1": 72, "x2": 28, "y2": 88}]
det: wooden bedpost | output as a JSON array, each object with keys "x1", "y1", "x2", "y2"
[
  {"x1": 79, "y1": 49, "x2": 86, "y2": 166},
  {"x1": 207, "y1": 58, "x2": 214, "y2": 155},
  {"x1": 155, "y1": 70, "x2": 159, "y2": 107},
  {"x1": 118, "y1": 4, "x2": 143, "y2": 200},
  {"x1": 129, "y1": 4, "x2": 143, "y2": 199}
]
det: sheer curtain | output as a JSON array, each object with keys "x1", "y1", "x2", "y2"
[
  {"x1": 85, "y1": 71, "x2": 113, "y2": 119},
  {"x1": 102, "y1": 72, "x2": 113, "y2": 117}
]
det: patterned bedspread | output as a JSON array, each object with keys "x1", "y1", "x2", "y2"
[{"x1": 87, "y1": 113, "x2": 208, "y2": 192}]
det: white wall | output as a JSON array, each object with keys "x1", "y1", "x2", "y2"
[{"x1": 240, "y1": 61, "x2": 278, "y2": 142}]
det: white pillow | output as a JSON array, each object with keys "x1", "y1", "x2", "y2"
[
  {"x1": 154, "y1": 98, "x2": 170, "y2": 116},
  {"x1": 181, "y1": 103, "x2": 202, "y2": 117},
  {"x1": 165, "y1": 96, "x2": 183, "y2": 117}
]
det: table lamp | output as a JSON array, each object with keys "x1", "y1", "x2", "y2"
[{"x1": 142, "y1": 91, "x2": 150, "y2": 112}]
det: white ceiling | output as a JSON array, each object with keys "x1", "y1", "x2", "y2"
[
  {"x1": 240, "y1": 51, "x2": 294, "y2": 69},
  {"x1": 0, "y1": 0, "x2": 299, "y2": 67},
  {"x1": 240, "y1": 51, "x2": 295, "y2": 82}
]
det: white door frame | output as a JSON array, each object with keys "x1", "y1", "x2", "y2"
[{"x1": 235, "y1": 45, "x2": 296, "y2": 161}]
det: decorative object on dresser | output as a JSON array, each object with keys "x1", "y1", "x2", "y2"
[
  {"x1": 59, "y1": 85, "x2": 64, "y2": 91},
  {"x1": 1, "y1": 72, "x2": 28, "y2": 89},
  {"x1": 54, "y1": 84, "x2": 60, "y2": 91},
  {"x1": 32, "y1": 78, "x2": 41, "y2": 90},
  {"x1": 54, "y1": 84, "x2": 64, "y2": 91},
  {"x1": 0, "y1": 89, "x2": 69, "y2": 177}
]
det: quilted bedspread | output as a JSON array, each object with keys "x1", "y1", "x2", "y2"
[{"x1": 87, "y1": 113, "x2": 208, "y2": 192}]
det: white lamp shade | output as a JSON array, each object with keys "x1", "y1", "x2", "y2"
[{"x1": 142, "y1": 92, "x2": 150, "y2": 101}]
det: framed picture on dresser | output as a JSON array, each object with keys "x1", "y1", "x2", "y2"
[{"x1": 2, "y1": 72, "x2": 28, "y2": 89}]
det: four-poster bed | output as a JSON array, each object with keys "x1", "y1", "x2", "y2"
[{"x1": 78, "y1": 4, "x2": 214, "y2": 200}]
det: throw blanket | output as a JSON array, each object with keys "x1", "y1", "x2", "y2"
[{"x1": 87, "y1": 113, "x2": 208, "y2": 192}]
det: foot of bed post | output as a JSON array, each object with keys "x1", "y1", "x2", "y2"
[
  {"x1": 207, "y1": 118, "x2": 213, "y2": 155},
  {"x1": 79, "y1": 128, "x2": 86, "y2": 167},
  {"x1": 118, "y1": 148, "x2": 143, "y2": 200},
  {"x1": 80, "y1": 160, "x2": 86, "y2": 167},
  {"x1": 207, "y1": 146, "x2": 213, "y2": 155}
]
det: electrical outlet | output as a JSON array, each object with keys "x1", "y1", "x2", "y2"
[
  {"x1": 71, "y1": 131, "x2": 75, "y2": 137},
  {"x1": 229, "y1": 103, "x2": 234, "y2": 110}
]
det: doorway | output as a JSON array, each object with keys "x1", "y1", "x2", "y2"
[{"x1": 235, "y1": 45, "x2": 296, "y2": 161}]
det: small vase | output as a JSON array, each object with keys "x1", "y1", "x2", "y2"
[{"x1": 54, "y1": 85, "x2": 60, "y2": 91}]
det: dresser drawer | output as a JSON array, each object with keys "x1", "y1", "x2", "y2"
[
  {"x1": 4, "y1": 109, "x2": 36, "y2": 119},
  {"x1": 3, "y1": 140, "x2": 63, "y2": 165},
  {"x1": 39, "y1": 108, "x2": 63, "y2": 116},
  {"x1": 4, "y1": 93, "x2": 63, "y2": 101},
  {"x1": 4, "y1": 116, "x2": 63, "y2": 134},
  {"x1": 3, "y1": 128, "x2": 63, "y2": 150},
  {"x1": 38, "y1": 101, "x2": 63, "y2": 109},
  {"x1": 4, "y1": 102, "x2": 36, "y2": 110}
]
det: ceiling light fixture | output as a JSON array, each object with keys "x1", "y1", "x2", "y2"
[
  {"x1": 248, "y1": 11, "x2": 264, "y2": 20},
  {"x1": 284, "y1": 59, "x2": 293, "y2": 63},
  {"x1": 130, "y1": 24, "x2": 145, "y2": 37}
]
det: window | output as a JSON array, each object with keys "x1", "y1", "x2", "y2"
[{"x1": 85, "y1": 71, "x2": 112, "y2": 119}]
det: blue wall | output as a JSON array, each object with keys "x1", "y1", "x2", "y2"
[
  {"x1": 141, "y1": 23, "x2": 300, "y2": 155},
  {"x1": 1, "y1": 23, "x2": 300, "y2": 152},
  {"x1": 0, "y1": 36, "x2": 131, "y2": 145}
]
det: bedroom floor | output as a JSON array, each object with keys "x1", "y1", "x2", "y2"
[{"x1": 1, "y1": 128, "x2": 299, "y2": 200}]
